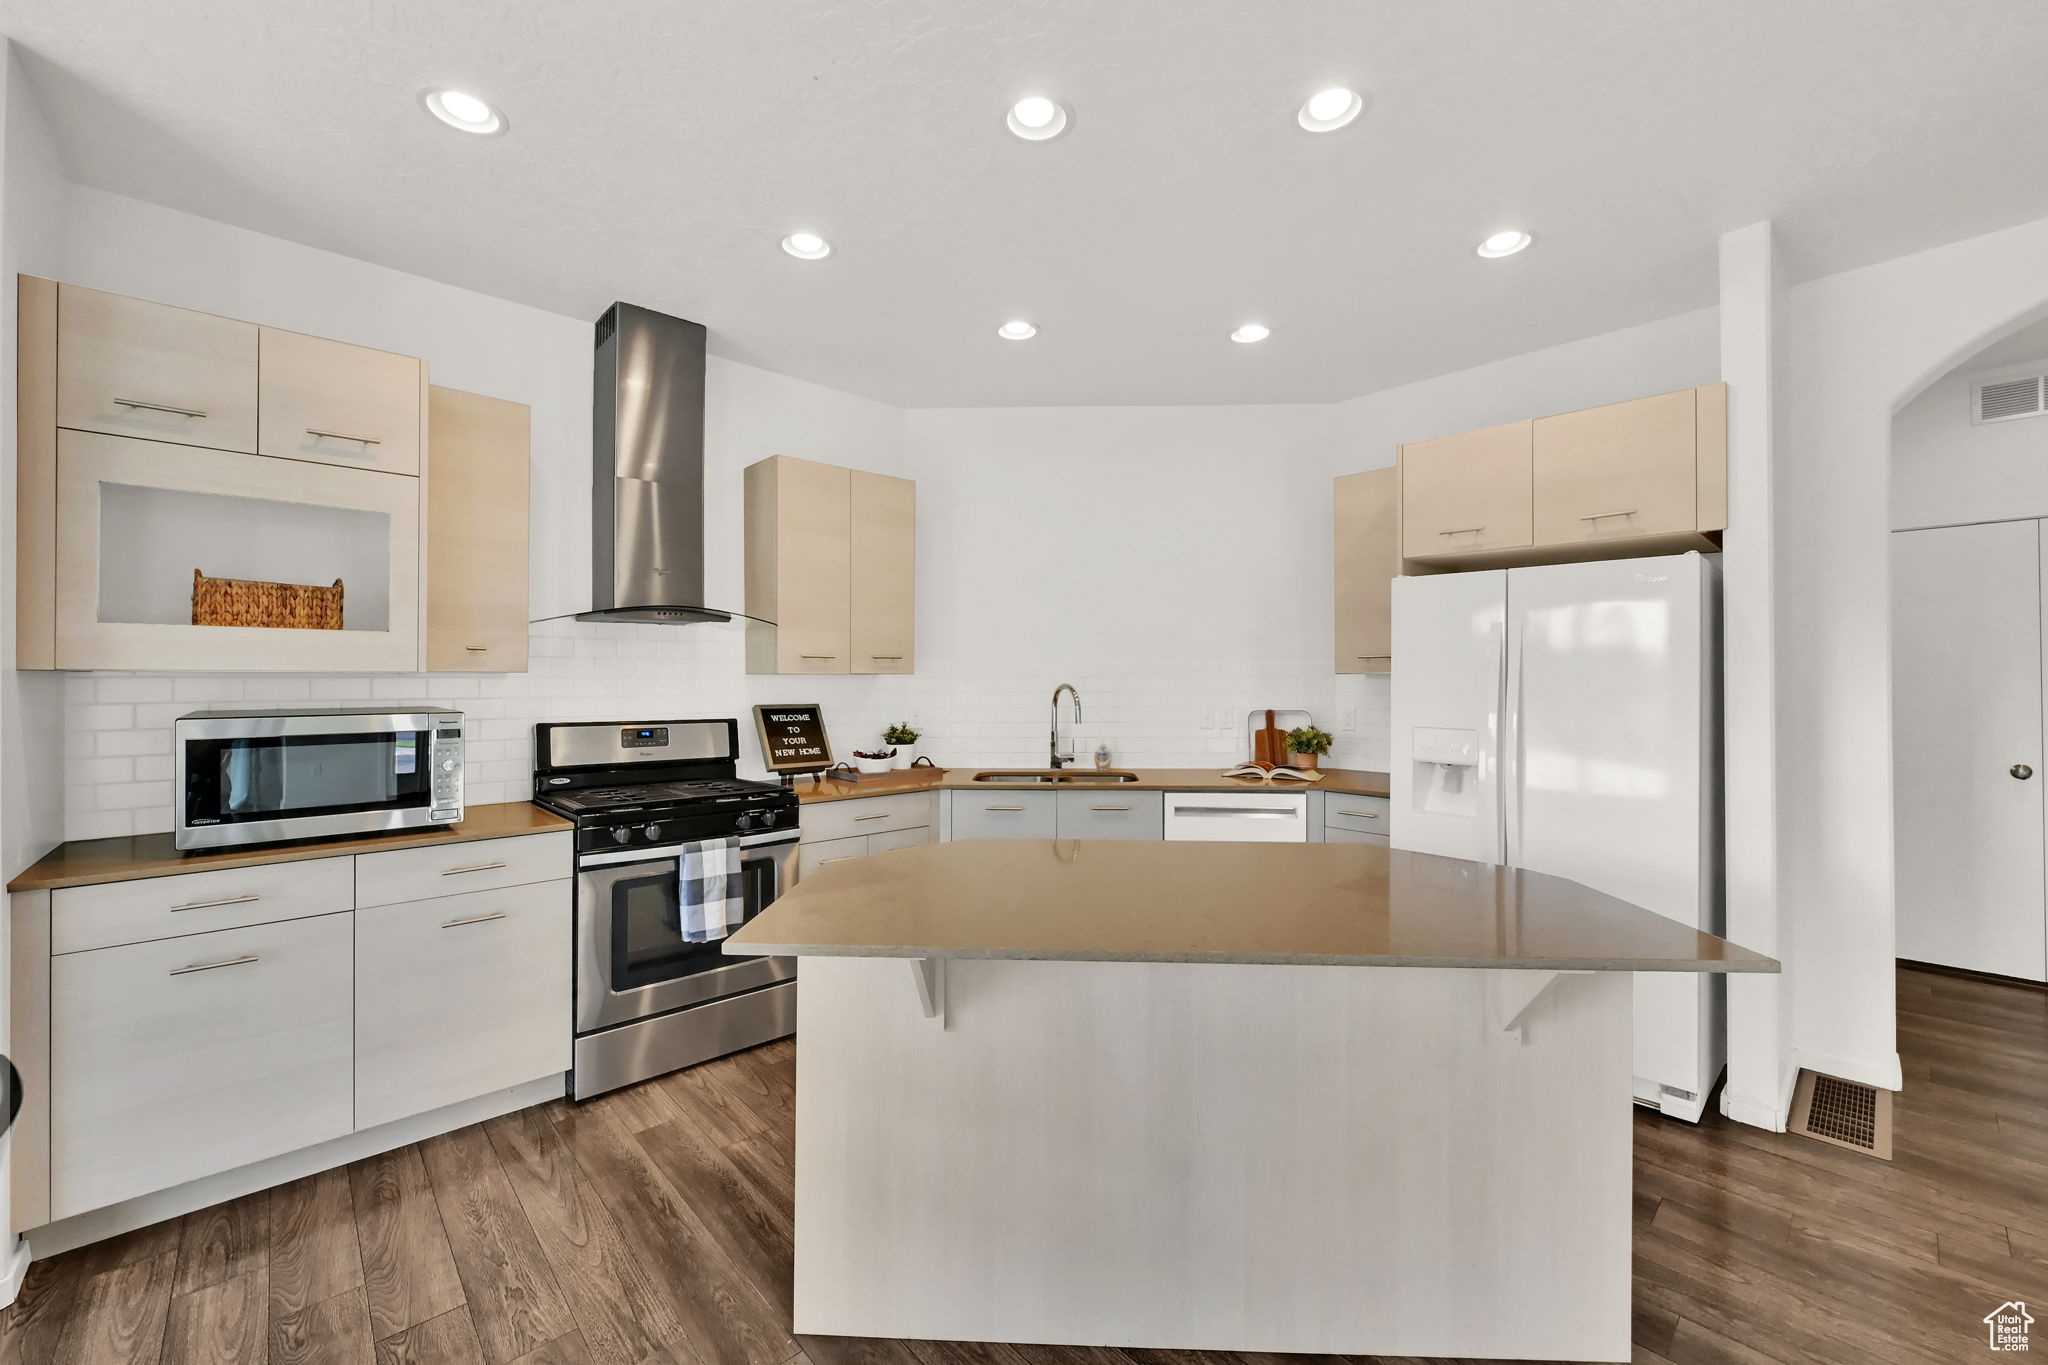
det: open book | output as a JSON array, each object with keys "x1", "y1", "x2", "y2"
[{"x1": 1221, "y1": 761, "x2": 1324, "y2": 783}]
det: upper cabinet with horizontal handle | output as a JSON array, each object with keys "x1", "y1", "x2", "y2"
[
  {"x1": 1532, "y1": 387, "x2": 1699, "y2": 545},
  {"x1": 56, "y1": 283, "x2": 258, "y2": 454},
  {"x1": 1399, "y1": 420, "x2": 1533, "y2": 558},
  {"x1": 746, "y1": 454, "x2": 917, "y2": 675},
  {"x1": 258, "y1": 328, "x2": 424, "y2": 475}
]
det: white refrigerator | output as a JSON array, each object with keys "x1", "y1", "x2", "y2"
[{"x1": 1389, "y1": 552, "x2": 1724, "y2": 1122}]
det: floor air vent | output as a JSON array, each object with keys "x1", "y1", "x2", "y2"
[{"x1": 1787, "y1": 1069, "x2": 1892, "y2": 1160}]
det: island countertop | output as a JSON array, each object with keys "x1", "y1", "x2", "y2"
[{"x1": 723, "y1": 838, "x2": 1777, "y2": 973}]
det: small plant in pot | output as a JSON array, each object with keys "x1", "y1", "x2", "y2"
[
  {"x1": 852, "y1": 748, "x2": 897, "y2": 775},
  {"x1": 882, "y1": 722, "x2": 921, "y2": 768},
  {"x1": 1286, "y1": 725, "x2": 1333, "y2": 771}
]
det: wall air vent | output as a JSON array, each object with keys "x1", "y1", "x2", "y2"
[{"x1": 1973, "y1": 373, "x2": 2046, "y2": 425}]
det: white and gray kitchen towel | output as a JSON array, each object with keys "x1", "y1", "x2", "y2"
[{"x1": 678, "y1": 836, "x2": 745, "y2": 942}]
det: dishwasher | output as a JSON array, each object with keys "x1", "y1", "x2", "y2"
[{"x1": 1161, "y1": 790, "x2": 1309, "y2": 842}]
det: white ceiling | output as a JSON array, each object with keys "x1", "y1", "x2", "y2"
[{"x1": 10, "y1": 1, "x2": 2048, "y2": 408}]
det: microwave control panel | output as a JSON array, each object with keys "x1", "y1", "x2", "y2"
[{"x1": 430, "y1": 725, "x2": 465, "y2": 820}]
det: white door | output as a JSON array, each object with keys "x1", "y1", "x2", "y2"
[
  {"x1": 1506, "y1": 554, "x2": 1715, "y2": 1101},
  {"x1": 1390, "y1": 570, "x2": 1506, "y2": 860},
  {"x1": 1892, "y1": 521, "x2": 2047, "y2": 981}
]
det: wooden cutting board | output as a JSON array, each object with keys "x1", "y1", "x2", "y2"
[{"x1": 1253, "y1": 709, "x2": 1287, "y2": 766}]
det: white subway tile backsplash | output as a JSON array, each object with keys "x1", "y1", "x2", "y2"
[{"x1": 57, "y1": 623, "x2": 1394, "y2": 840}]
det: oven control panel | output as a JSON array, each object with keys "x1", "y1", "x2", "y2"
[
  {"x1": 621, "y1": 726, "x2": 669, "y2": 749},
  {"x1": 429, "y1": 725, "x2": 465, "y2": 821}
]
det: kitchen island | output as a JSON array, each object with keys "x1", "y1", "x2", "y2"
[{"x1": 724, "y1": 839, "x2": 1774, "y2": 1362}]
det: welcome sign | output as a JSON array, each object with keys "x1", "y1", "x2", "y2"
[{"x1": 753, "y1": 704, "x2": 834, "y2": 774}]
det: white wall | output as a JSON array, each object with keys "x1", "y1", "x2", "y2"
[
  {"x1": 1780, "y1": 210, "x2": 2048, "y2": 1094},
  {"x1": 1, "y1": 42, "x2": 68, "y2": 881},
  {"x1": 1892, "y1": 354, "x2": 2048, "y2": 530}
]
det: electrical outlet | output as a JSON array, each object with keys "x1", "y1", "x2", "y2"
[{"x1": 1342, "y1": 708, "x2": 1359, "y2": 733}]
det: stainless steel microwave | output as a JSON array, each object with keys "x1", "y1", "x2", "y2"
[{"x1": 174, "y1": 708, "x2": 465, "y2": 850}]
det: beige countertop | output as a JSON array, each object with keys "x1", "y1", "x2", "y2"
[
  {"x1": 724, "y1": 839, "x2": 1778, "y2": 973},
  {"x1": 794, "y1": 766, "x2": 1390, "y2": 805},
  {"x1": 6, "y1": 801, "x2": 573, "y2": 893}
]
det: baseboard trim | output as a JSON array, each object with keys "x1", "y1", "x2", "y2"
[{"x1": 26, "y1": 1074, "x2": 563, "y2": 1260}]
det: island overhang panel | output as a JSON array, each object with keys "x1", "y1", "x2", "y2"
[{"x1": 726, "y1": 840, "x2": 1776, "y2": 1362}]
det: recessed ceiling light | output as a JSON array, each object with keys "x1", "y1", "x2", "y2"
[
  {"x1": 421, "y1": 88, "x2": 506, "y2": 136},
  {"x1": 1476, "y1": 229, "x2": 1533, "y2": 258},
  {"x1": 1230, "y1": 323, "x2": 1271, "y2": 344},
  {"x1": 781, "y1": 232, "x2": 832, "y2": 260},
  {"x1": 996, "y1": 320, "x2": 1038, "y2": 341},
  {"x1": 1297, "y1": 87, "x2": 1365, "y2": 133},
  {"x1": 1006, "y1": 96, "x2": 1071, "y2": 141}
]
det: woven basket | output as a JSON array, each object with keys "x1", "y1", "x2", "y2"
[{"x1": 191, "y1": 570, "x2": 344, "y2": 630}]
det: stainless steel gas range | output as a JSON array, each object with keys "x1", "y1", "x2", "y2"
[{"x1": 532, "y1": 719, "x2": 800, "y2": 1100}]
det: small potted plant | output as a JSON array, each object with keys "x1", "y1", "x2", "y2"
[
  {"x1": 1285, "y1": 725, "x2": 1333, "y2": 771},
  {"x1": 882, "y1": 722, "x2": 921, "y2": 768},
  {"x1": 852, "y1": 747, "x2": 897, "y2": 775}
]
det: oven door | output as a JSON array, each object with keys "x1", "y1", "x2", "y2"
[{"x1": 574, "y1": 832, "x2": 798, "y2": 1032}]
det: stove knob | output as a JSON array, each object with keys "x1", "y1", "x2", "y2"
[
  {"x1": 756, "y1": 808, "x2": 780, "y2": 828},
  {"x1": 607, "y1": 825, "x2": 633, "y2": 846},
  {"x1": 641, "y1": 823, "x2": 664, "y2": 842}
]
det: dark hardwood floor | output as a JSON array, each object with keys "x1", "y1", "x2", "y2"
[{"x1": 4, "y1": 963, "x2": 2043, "y2": 1364}]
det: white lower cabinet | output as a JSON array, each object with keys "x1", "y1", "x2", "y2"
[
  {"x1": 1054, "y1": 789, "x2": 1164, "y2": 840},
  {"x1": 354, "y1": 880, "x2": 572, "y2": 1130},
  {"x1": 1322, "y1": 826, "x2": 1389, "y2": 847},
  {"x1": 951, "y1": 790, "x2": 1058, "y2": 840},
  {"x1": 49, "y1": 913, "x2": 356, "y2": 1219}
]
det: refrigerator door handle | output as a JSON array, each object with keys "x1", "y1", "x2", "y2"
[{"x1": 1502, "y1": 616, "x2": 1522, "y2": 868}]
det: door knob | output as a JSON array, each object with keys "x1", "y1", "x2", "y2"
[{"x1": 2014, "y1": 764, "x2": 2035, "y2": 780}]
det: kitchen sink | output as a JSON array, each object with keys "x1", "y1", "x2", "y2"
[{"x1": 969, "y1": 770, "x2": 1142, "y2": 784}]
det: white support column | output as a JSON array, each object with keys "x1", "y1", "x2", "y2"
[{"x1": 1718, "y1": 222, "x2": 1792, "y2": 1130}]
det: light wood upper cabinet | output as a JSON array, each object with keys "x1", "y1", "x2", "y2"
[
  {"x1": 747, "y1": 455, "x2": 917, "y2": 675},
  {"x1": 56, "y1": 283, "x2": 258, "y2": 454},
  {"x1": 1334, "y1": 467, "x2": 1398, "y2": 674},
  {"x1": 851, "y1": 469, "x2": 915, "y2": 674},
  {"x1": 1400, "y1": 420, "x2": 1533, "y2": 558},
  {"x1": 259, "y1": 328, "x2": 423, "y2": 475},
  {"x1": 1532, "y1": 387, "x2": 1698, "y2": 545},
  {"x1": 427, "y1": 385, "x2": 530, "y2": 671}
]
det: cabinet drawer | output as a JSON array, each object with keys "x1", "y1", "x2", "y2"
[
  {"x1": 1401, "y1": 420, "x2": 1534, "y2": 558},
  {"x1": 355, "y1": 880, "x2": 571, "y2": 1130},
  {"x1": 354, "y1": 831, "x2": 570, "y2": 909},
  {"x1": 53, "y1": 856, "x2": 355, "y2": 955},
  {"x1": 57, "y1": 284, "x2": 258, "y2": 454},
  {"x1": 951, "y1": 791, "x2": 1058, "y2": 840},
  {"x1": 1532, "y1": 388, "x2": 1697, "y2": 544},
  {"x1": 1322, "y1": 796, "x2": 1389, "y2": 837},
  {"x1": 799, "y1": 835, "x2": 870, "y2": 878},
  {"x1": 867, "y1": 824, "x2": 935, "y2": 856},
  {"x1": 1056, "y1": 789, "x2": 1164, "y2": 840},
  {"x1": 1323, "y1": 826, "x2": 1389, "y2": 847},
  {"x1": 50, "y1": 913, "x2": 355, "y2": 1218},
  {"x1": 800, "y1": 792, "x2": 935, "y2": 843},
  {"x1": 259, "y1": 328, "x2": 423, "y2": 475}
]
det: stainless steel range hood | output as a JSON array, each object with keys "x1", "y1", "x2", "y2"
[{"x1": 577, "y1": 302, "x2": 734, "y2": 625}]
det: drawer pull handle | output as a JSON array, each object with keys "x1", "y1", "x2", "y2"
[
  {"x1": 170, "y1": 954, "x2": 259, "y2": 977},
  {"x1": 441, "y1": 911, "x2": 508, "y2": 929},
  {"x1": 984, "y1": 805, "x2": 1026, "y2": 812},
  {"x1": 870, "y1": 655, "x2": 904, "y2": 660},
  {"x1": 306, "y1": 427, "x2": 383, "y2": 445},
  {"x1": 1090, "y1": 805, "x2": 1133, "y2": 812},
  {"x1": 1174, "y1": 807, "x2": 1296, "y2": 818},
  {"x1": 818, "y1": 856, "x2": 860, "y2": 866},
  {"x1": 168, "y1": 893, "x2": 262, "y2": 912},
  {"x1": 440, "y1": 860, "x2": 508, "y2": 876},
  {"x1": 1335, "y1": 809, "x2": 1381, "y2": 819},
  {"x1": 1578, "y1": 508, "x2": 1637, "y2": 522},
  {"x1": 855, "y1": 813, "x2": 890, "y2": 821},
  {"x1": 113, "y1": 397, "x2": 207, "y2": 419},
  {"x1": 1356, "y1": 654, "x2": 1392, "y2": 660},
  {"x1": 800, "y1": 654, "x2": 837, "y2": 660},
  {"x1": 1438, "y1": 526, "x2": 1485, "y2": 537},
  {"x1": 465, "y1": 645, "x2": 489, "y2": 652}
]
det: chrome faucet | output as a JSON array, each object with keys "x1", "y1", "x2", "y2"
[{"x1": 1050, "y1": 683, "x2": 1083, "y2": 769}]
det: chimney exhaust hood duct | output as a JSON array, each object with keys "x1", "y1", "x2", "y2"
[{"x1": 576, "y1": 302, "x2": 734, "y2": 625}]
